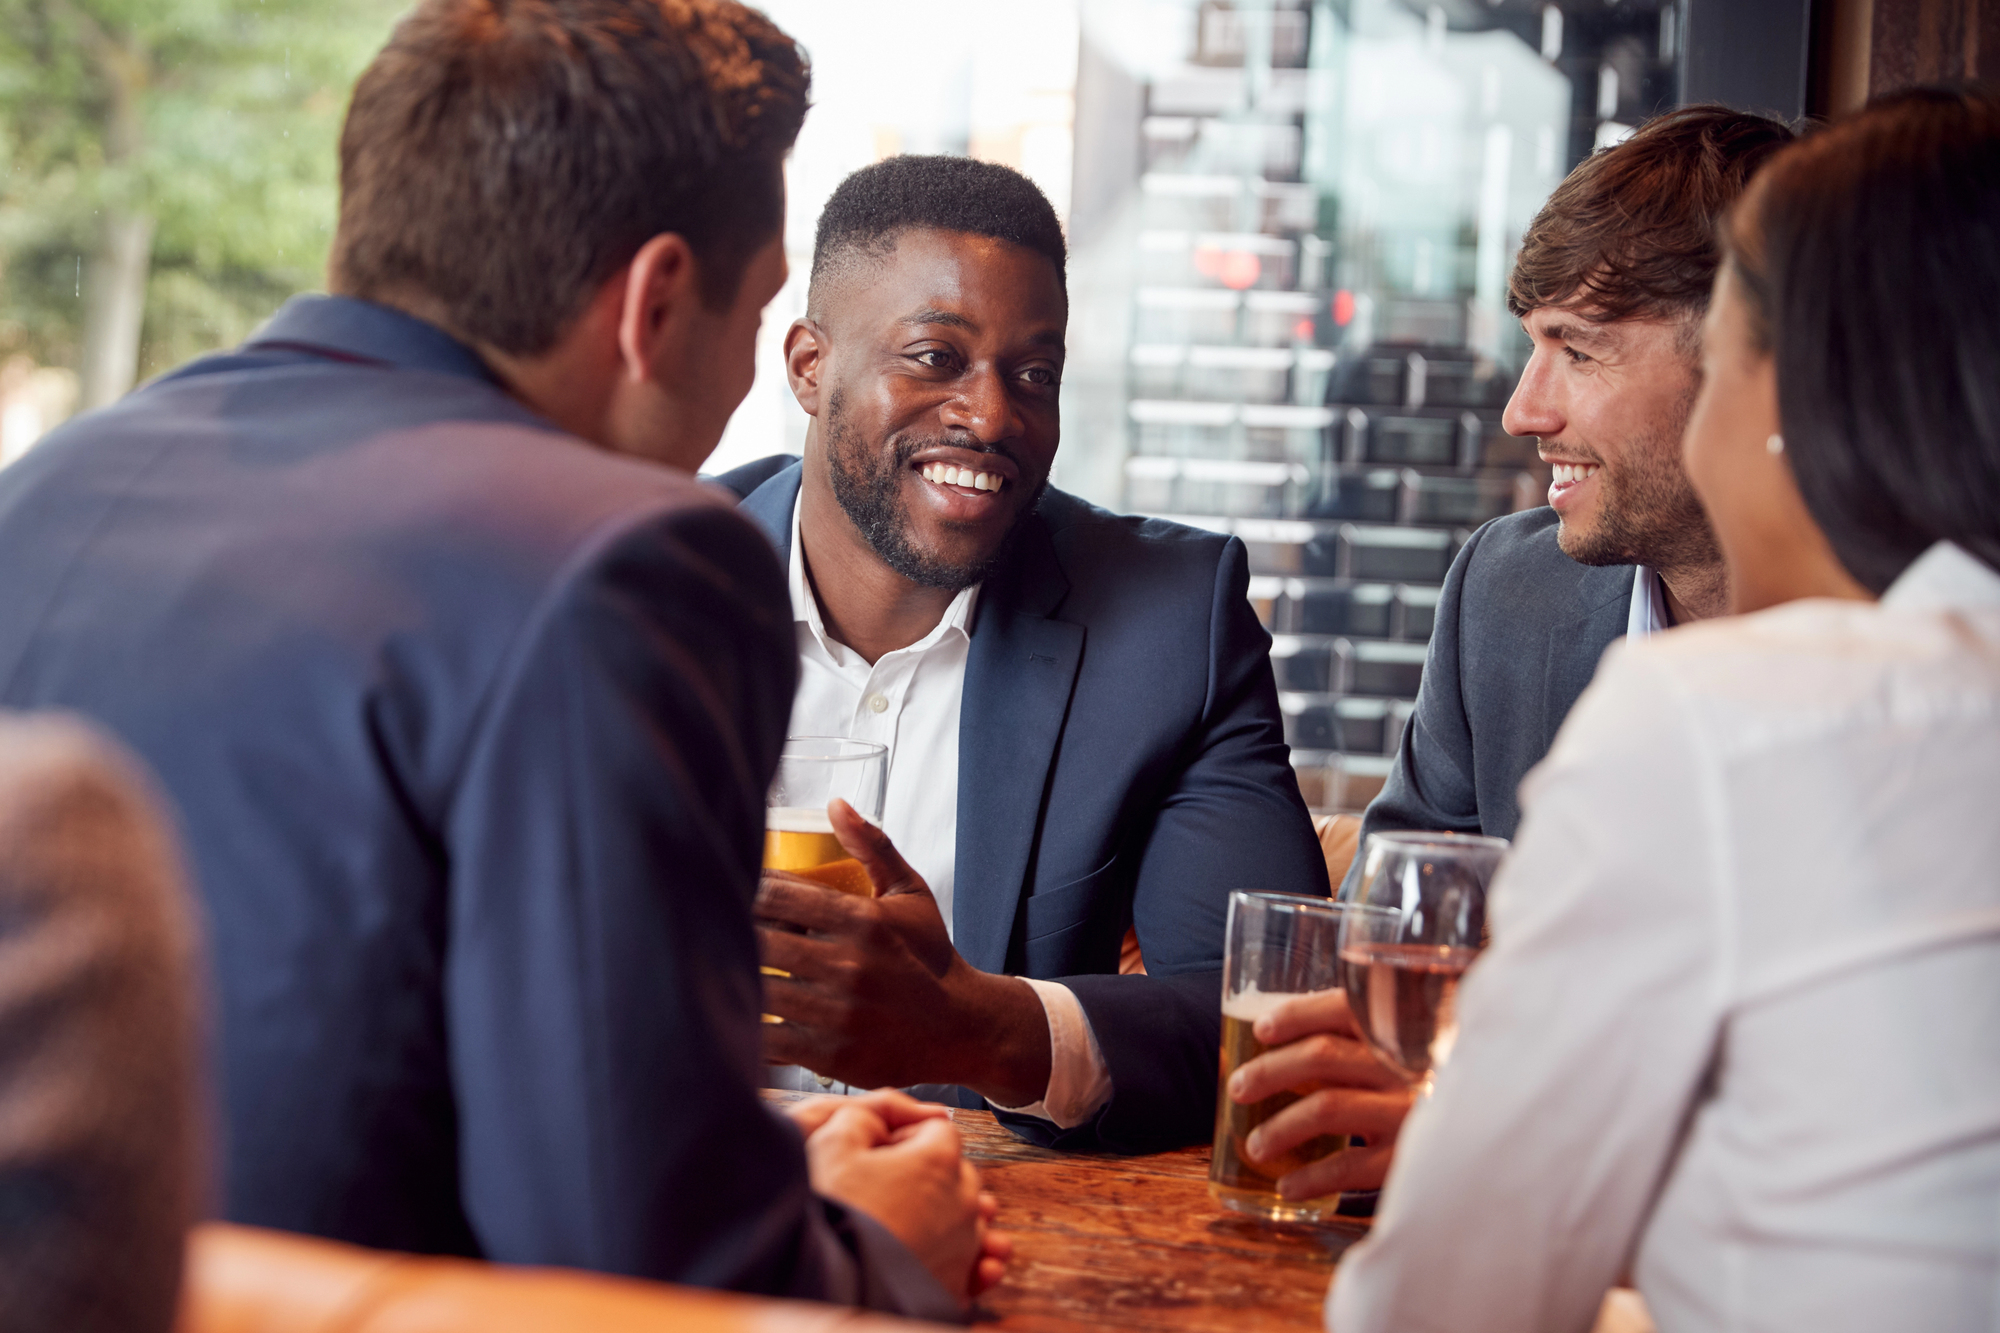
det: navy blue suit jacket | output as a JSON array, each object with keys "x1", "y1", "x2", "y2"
[
  {"x1": 1341, "y1": 507, "x2": 1632, "y2": 894},
  {"x1": 0, "y1": 298, "x2": 954, "y2": 1318},
  {"x1": 719, "y1": 458, "x2": 1327, "y2": 1152}
]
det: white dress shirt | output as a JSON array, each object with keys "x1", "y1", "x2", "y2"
[
  {"x1": 1628, "y1": 564, "x2": 1670, "y2": 637},
  {"x1": 782, "y1": 496, "x2": 1113, "y2": 1126},
  {"x1": 1330, "y1": 541, "x2": 2000, "y2": 1333}
]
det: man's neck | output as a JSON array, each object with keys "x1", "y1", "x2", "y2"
[
  {"x1": 1656, "y1": 560, "x2": 1729, "y2": 624},
  {"x1": 799, "y1": 468, "x2": 958, "y2": 666}
]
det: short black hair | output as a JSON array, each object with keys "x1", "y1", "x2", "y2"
[
  {"x1": 807, "y1": 155, "x2": 1067, "y2": 318},
  {"x1": 331, "y1": 0, "x2": 809, "y2": 355},
  {"x1": 1728, "y1": 83, "x2": 2000, "y2": 591}
]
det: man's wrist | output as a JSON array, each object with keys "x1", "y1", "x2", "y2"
[{"x1": 944, "y1": 968, "x2": 1052, "y2": 1108}]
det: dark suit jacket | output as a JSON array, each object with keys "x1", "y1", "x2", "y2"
[
  {"x1": 0, "y1": 714, "x2": 202, "y2": 1333},
  {"x1": 1341, "y1": 507, "x2": 1632, "y2": 895},
  {"x1": 0, "y1": 297, "x2": 954, "y2": 1319},
  {"x1": 718, "y1": 457, "x2": 1327, "y2": 1153}
]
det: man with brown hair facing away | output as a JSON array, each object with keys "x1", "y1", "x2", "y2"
[
  {"x1": 1221, "y1": 104, "x2": 1798, "y2": 1208},
  {"x1": 0, "y1": 0, "x2": 997, "y2": 1317}
]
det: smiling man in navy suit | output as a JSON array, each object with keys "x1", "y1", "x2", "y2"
[{"x1": 718, "y1": 157, "x2": 1326, "y2": 1154}]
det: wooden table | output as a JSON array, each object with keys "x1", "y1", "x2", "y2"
[{"x1": 768, "y1": 1091, "x2": 1363, "y2": 1332}]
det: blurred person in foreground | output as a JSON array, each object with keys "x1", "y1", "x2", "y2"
[
  {"x1": 1330, "y1": 85, "x2": 2000, "y2": 1332},
  {"x1": 0, "y1": 0, "x2": 999, "y2": 1316},
  {"x1": 0, "y1": 716, "x2": 203, "y2": 1333},
  {"x1": 1224, "y1": 106, "x2": 1796, "y2": 1204},
  {"x1": 714, "y1": 156, "x2": 1327, "y2": 1153}
]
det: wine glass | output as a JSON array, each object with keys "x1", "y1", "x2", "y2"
[{"x1": 1339, "y1": 831, "x2": 1508, "y2": 1092}]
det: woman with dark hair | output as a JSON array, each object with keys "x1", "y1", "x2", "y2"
[{"x1": 1326, "y1": 87, "x2": 2000, "y2": 1333}]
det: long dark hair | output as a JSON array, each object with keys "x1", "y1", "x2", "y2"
[{"x1": 1727, "y1": 85, "x2": 2000, "y2": 592}]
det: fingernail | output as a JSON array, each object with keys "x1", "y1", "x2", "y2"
[
  {"x1": 1227, "y1": 1072, "x2": 1245, "y2": 1100},
  {"x1": 1254, "y1": 1017, "x2": 1273, "y2": 1041},
  {"x1": 1244, "y1": 1131, "x2": 1264, "y2": 1160}
]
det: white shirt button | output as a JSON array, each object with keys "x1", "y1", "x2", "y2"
[{"x1": 866, "y1": 693, "x2": 889, "y2": 714}]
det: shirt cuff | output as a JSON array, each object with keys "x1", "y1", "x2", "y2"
[{"x1": 987, "y1": 977, "x2": 1114, "y2": 1128}]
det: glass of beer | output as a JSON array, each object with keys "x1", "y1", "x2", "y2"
[
  {"x1": 764, "y1": 737, "x2": 887, "y2": 899},
  {"x1": 1339, "y1": 831, "x2": 1507, "y2": 1093},
  {"x1": 1209, "y1": 890, "x2": 1355, "y2": 1223}
]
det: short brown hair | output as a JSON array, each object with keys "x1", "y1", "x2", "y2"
[
  {"x1": 1508, "y1": 105, "x2": 1795, "y2": 323},
  {"x1": 329, "y1": 0, "x2": 809, "y2": 356}
]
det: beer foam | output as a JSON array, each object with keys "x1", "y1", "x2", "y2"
[
  {"x1": 1222, "y1": 983, "x2": 1318, "y2": 1022},
  {"x1": 766, "y1": 806, "x2": 836, "y2": 834}
]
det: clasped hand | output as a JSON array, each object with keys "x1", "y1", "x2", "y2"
[
  {"x1": 1228, "y1": 989, "x2": 1416, "y2": 1200},
  {"x1": 785, "y1": 1088, "x2": 1010, "y2": 1300},
  {"x1": 756, "y1": 800, "x2": 1052, "y2": 1106}
]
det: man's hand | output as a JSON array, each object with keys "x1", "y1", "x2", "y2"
[
  {"x1": 1228, "y1": 989, "x2": 1415, "y2": 1199},
  {"x1": 799, "y1": 1099, "x2": 1011, "y2": 1300},
  {"x1": 784, "y1": 1087, "x2": 952, "y2": 1139},
  {"x1": 758, "y1": 801, "x2": 1052, "y2": 1107}
]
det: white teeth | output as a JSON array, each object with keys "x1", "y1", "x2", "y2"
[
  {"x1": 920, "y1": 463, "x2": 1003, "y2": 492},
  {"x1": 1552, "y1": 463, "x2": 1600, "y2": 485}
]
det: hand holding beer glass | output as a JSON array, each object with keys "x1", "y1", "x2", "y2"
[
  {"x1": 1210, "y1": 891, "x2": 1356, "y2": 1223},
  {"x1": 765, "y1": 738, "x2": 888, "y2": 898},
  {"x1": 763, "y1": 738, "x2": 887, "y2": 1020}
]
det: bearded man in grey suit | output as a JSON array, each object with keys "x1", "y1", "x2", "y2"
[{"x1": 1221, "y1": 104, "x2": 1800, "y2": 1209}]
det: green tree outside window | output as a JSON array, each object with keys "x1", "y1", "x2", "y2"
[{"x1": 0, "y1": 0, "x2": 403, "y2": 412}]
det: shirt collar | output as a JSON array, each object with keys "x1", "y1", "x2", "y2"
[
  {"x1": 1881, "y1": 541, "x2": 2000, "y2": 612},
  {"x1": 246, "y1": 295, "x2": 499, "y2": 385},
  {"x1": 1626, "y1": 565, "x2": 1672, "y2": 639},
  {"x1": 788, "y1": 489, "x2": 979, "y2": 665}
]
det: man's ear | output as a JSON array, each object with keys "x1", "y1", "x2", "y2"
[
  {"x1": 784, "y1": 317, "x2": 827, "y2": 417},
  {"x1": 617, "y1": 233, "x2": 701, "y2": 385}
]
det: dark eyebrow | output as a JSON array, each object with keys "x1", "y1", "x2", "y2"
[
  {"x1": 899, "y1": 307, "x2": 975, "y2": 331},
  {"x1": 1540, "y1": 320, "x2": 1617, "y2": 350},
  {"x1": 898, "y1": 308, "x2": 1066, "y2": 353}
]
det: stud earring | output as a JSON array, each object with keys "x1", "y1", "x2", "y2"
[{"x1": 1766, "y1": 434, "x2": 1785, "y2": 456}]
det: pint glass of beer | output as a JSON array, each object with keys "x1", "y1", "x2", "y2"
[
  {"x1": 764, "y1": 737, "x2": 887, "y2": 899},
  {"x1": 1209, "y1": 890, "x2": 1352, "y2": 1223}
]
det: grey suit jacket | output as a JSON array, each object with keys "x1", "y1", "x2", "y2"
[
  {"x1": 0, "y1": 714, "x2": 203, "y2": 1333},
  {"x1": 1341, "y1": 508, "x2": 1632, "y2": 894}
]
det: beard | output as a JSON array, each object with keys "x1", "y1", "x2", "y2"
[
  {"x1": 1556, "y1": 394, "x2": 1720, "y2": 573},
  {"x1": 822, "y1": 387, "x2": 1047, "y2": 591}
]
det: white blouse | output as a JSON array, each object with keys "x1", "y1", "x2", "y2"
[{"x1": 1329, "y1": 541, "x2": 2000, "y2": 1333}]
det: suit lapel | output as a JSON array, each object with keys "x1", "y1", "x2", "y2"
[
  {"x1": 735, "y1": 466, "x2": 1082, "y2": 970},
  {"x1": 1541, "y1": 566, "x2": 1635, "y2": 753},
  {"x1": 737, "y1": 465, "x2": 801, "y2": 561},
  {"x1": 952, "y1": 517, "x2": 1084, "y2": 974}
]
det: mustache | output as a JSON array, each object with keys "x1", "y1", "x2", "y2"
[
  {"x1": 887, "y1": 432, "x2": 1022, "y2": 471},
  {"x1": 1539, "y1": 441, "x2": 1606, "y2": 466}
]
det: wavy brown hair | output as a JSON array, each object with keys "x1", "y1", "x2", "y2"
[
  {"x1": 330, "y1": 0, "x2": 809, "y2": 355},
  {"x1": 1508, "y1": 105, "x2": 1795, "y2": 325}
]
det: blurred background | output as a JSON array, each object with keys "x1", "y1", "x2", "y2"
[{"x1": 0, "y1": 0, "x2": 1882, "y2": 809}]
